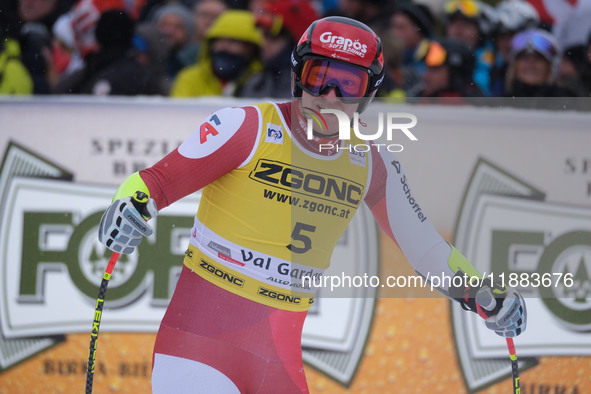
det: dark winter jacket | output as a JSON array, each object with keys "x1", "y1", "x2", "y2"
[{"x1": 53, "y1": 46, "x2": 163, "y2": 96}]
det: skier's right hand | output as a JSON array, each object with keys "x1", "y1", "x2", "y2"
[{"x1": 98, "y1": 191, "x2": 157, "y2": 254}]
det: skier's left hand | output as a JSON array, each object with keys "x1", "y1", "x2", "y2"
[{"x1": 474, "y1": 285, "x2": 527, "y2": 338}]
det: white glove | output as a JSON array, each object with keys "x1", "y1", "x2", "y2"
[
  {"x1": 476, "y1": 286, "x2": 527, "y2": 338},
  {"x1": 98, "y1": 191, "x2": 157, "y2": 254}
]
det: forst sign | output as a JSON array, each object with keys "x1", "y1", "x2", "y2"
[
  {"x1": 19, "y1": 210, "x2": 192, "y2": 306},
  {"x1": 1, "y1": 176, "x2": 195, "y2": 338},
  {"x1": 305, "y1": 109, "x2": 418, "y2": 153}
]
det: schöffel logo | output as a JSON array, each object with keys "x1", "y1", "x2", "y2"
[
  {"x1": 257, "y1": 287, "x2": 301, "y2": 304},
  {"x1": 303, "y1": 107, "x2": 417, "y2": 153},
  {"x1": 265, "y1": 123, "x2": 283, "y2": 144},
  {"x1": 249, "y1": 159, "x2": 364, "y2": 208}
]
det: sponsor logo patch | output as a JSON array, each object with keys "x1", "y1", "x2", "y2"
[{"x1": 265, "y1": 123, "x2": 283, "y2": 144}]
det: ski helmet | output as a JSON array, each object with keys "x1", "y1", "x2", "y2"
[
  {"x1": 495, "y1": 0, "x2": 539, "y2": 34},
  {"x1": 510, "y1": 28, "x2": 558, "y2": 64},
  {"x1": 291, "y1": 16, "x2": 384, "y2": 112}
]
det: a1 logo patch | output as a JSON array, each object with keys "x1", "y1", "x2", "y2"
[{"x1": 178, "y1": 107, "x2": 246, "y2": 158}]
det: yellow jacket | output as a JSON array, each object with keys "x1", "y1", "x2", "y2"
[
  {"x1": 0, "y1": 39, "x2": 33, "y2": 95},
  {"x1": 170, "y1": 10, "x2": 263, "y2": 97}
]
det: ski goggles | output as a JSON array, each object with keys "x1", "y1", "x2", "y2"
[
  {"x1": 425, "y1": 41, "x2": 447, "y2": 67},
  {"x1": 299, "y1": 58, "x2": 371, "y2": 101},
  {"x1": 444, "y1": 0, "x2": 480, "y2": 18},
  {"x1": 511, "y1": 30, "x2": 557, "y2": 62}
]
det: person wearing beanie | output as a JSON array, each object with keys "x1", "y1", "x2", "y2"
[
  {"x1": 53, "y1": 9, "x2": 163, "y2": 95},
  {"x1": 154, "y1": 2, "x2": 199, "y2": 79},
  {"x1": 387, "y1": 3, "x2": 435, "y2": 96},
  {"x1": 240, "y1": 0, "x2": 319, "y2": 98},
  {"x1": 391, "y1": 3, "x2": 434, "y2": 60},
  {"x1": 170, "y1": 9, "x2": 264, "y2": 98}
]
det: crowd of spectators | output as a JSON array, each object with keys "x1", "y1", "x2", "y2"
[{"x1": 1, "y1": 0, "x2": 591, "y2": 104}]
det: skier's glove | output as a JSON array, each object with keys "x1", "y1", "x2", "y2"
[
  {"x1": 98, "y1": 191, "x2": 157, "y2": 254},
  {"x1": 452, "y1": 276, "x2": 527, "y2": 338},
  {"x1": 476, "y1": 284, "x2": 526, "y2": 337}
]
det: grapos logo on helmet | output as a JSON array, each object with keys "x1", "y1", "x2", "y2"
[
  {"x1": 304, "y1": 108, "x2": 418, "y2": 153},
  {"x1": 319, "y1": 32, "x2": 368, "y2": 57}
]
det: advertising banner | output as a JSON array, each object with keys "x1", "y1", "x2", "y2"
[{"x1": 0, "y1": 97, "x2": 589, "y2": 393}]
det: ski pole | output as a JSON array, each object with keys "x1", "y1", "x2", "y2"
[
  {"x1": 506, "y1": 337, "x2": 520, "y2": 394},
  {"x1": 474, "y1": 282, "x2": 521, "y2": 393},
  {"x1": 85, "y1": 191, "x2": 153, "y2": 392},
  {"x1": 85, "y1": 251, "x2": 120, "y2": 394}
]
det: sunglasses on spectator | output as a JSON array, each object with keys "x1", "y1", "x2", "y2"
[{"x1": 298, "y1": 58, "x2": 371, "y2": 102}]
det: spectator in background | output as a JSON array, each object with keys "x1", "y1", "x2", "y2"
[
  {"x1": 375, "y1": 29, "x2": 406, "y2": 99},
  {"x1": 69, "y1": 0, "x2": 147, "y2": 55},
  {"x1": 240, "y1": 0, "x2": 318, "y2": 98},
  {"x1": 0, "y1": 3, "x2": 34, "y2": 95},
  {"x1": 53, "y1": 9, "x2": 163, "y2": 95},
  {"x1": 17, "y1": 23, "x2": 52, "y2": 94},
  {"x1": 584, "y1": 31, "x2": 591, "y2": 96},
  {"x1": 442, "y1": 0, "x2": 496, "y2": 96},
  {"x1": 70, "y1": 0, "x2": 107, "y2": 61},
  {"x1": 17, "y1": 0, "x2": 75, "y2": 93},
  {"x1": 489, "y1": 0, "x2": 540, "y2": 96},
  {"x1": 0, "y1": 40, "x2": 35, "y2": 95},
  {"x1": 50, "y1": 12, "x2": 86, "y2": 86},
  {"x1": 417, "y1": 38, "x2": 482, "y2": 101},
  {"x1": 193, "y1": 0, "x2": 228, "y2": 54},
  {"x1": 557, "y1": 45, "x2": 589, "y2": 97},
  {"x1": 504, "y1": 28, "x2": 574, "y2": 98},
  {"x1": 387, "y1": 2, "x2": 435, "y2": 96},
  {"x1": 154, "y1": 3, "x2": 198, "y2": 80},
  {"x1": 65, "y1": 0, "x2": 149, "y2": 87},
  {"x1": 170, "y1": 9, "x2": 263, "y2": 98},
  {"x1": 134, "y1": 22, "x2": 172, "y2": 94},
  {"x1": 323, "y1": 0, "x2": 391, "y2": 28},
  {"x1": 18, "y1": 0, "x2": 61, "y2": 25}
]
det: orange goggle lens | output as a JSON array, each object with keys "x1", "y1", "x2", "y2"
[
  {"x1": 300, "y1": 58, "x2": 370, "y2": 98},
  {"x1": 425, "y1": 41, "x2": 447, "y2": 67}
]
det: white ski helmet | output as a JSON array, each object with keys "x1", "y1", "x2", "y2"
[{"x1": 495, "y1": 0, "x2": 540, "y2": 34}]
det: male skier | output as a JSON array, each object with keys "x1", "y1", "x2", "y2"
[{"x1": 98, "y1": 16, "x2": 526, "y2": 393}]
